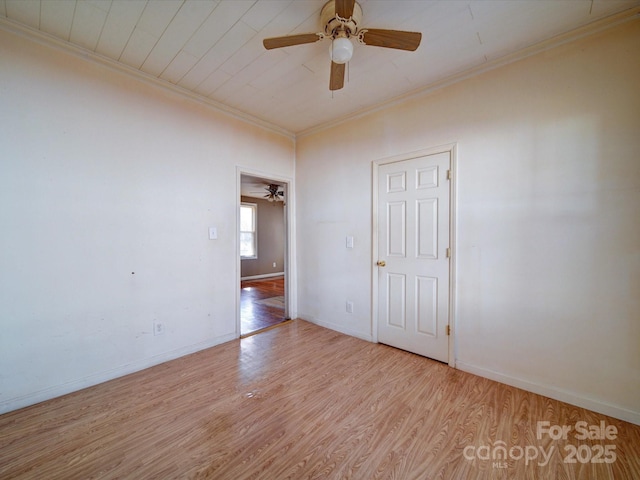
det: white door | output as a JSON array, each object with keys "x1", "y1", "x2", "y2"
[{"x1": 377, "y1": 151, "x2": 451, "y2": 362}]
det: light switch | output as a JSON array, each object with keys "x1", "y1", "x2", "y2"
[
  {"x1": 209, "y1": 227, "x2": 218, "y2": 240},
  {"x1": 346, "y1": 236, "x2": 354, "y2": 248}
]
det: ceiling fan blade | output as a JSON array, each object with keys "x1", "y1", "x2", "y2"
[
  {"x1": 335, "y1": 0, "x2": 356, "y2": 19},
  {"x1": 329, "y1": 61, "x2": 345, "y2": 91},
  {"x1": 263, "y1": 33, "x2": 322, "y2": 50},
  {"x1": 360, "y1": 29, "x2": 422, "y2": 51}
]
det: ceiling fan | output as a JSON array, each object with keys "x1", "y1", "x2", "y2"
[
  {"x1": 264, "y1": 184, "x2": 285, "y2": 203},
  {"x1": 263, "y1": 0, "x2": 422, "y2": 91}
]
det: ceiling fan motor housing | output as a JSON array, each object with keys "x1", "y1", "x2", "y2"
[{"x1": 321, "y1": 0, "x2": 363, "y2": 37}]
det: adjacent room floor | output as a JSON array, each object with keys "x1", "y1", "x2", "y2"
[
  {"x1": 1, "y1": 320, "x2": 638, "y2": 479},
  {"x1": 240, "y1": 275, "x2": 286, "y2": 336}
]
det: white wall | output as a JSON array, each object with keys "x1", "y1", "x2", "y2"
[
  {"x1": 296, "y1": 21, "x2": 640, "y2": 424},
  {"x1": 0, "y1": 28, "x2": 294, "y2": 413}
]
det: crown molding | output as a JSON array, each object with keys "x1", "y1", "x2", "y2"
[
  {"x1": 0, "y1": 16, "x2": 296, "y2": 141},
  {"x1": 2, "y1": 5, "x2": 638, "y2": 142},
  {"x1": 297, "y1": 6, "x2": 640, "y2": 139}
]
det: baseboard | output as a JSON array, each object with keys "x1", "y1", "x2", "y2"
[
  {"x1": 456, "y1": 361, "x2": 640, "y2": 426},
  {"x1": 300, "y1": 315, "x2": 373, "y2": 343},
  {"x1": 241, "y1": 272, "x2": 285, "y2": 281},
  {"x1": 0, "y1": 332, "x2": 237, "y2": 415}
]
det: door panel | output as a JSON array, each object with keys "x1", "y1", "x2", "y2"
[
  {"x1": 387, "y1": 273, "x2": 406, "y2": 328},
  {"x1": 417, "y1": 198, "x2": 438, "y2": 259},
  {"x1": 387, "y1": 201, "x2": 406, "y2": 257},
  {"x1": 416, "y1": 275, "x2": 437, "y2": 336},
  {"x1": 387, "y1": 171, "x2": 406, "y2": 193},
  {"x1": 377, "y1": 151, "x2": 450, "y2": 362}
]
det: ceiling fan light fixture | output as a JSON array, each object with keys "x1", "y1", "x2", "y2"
[{"x1": 330, "y1": 36, "x2": 353, "y2": 64}]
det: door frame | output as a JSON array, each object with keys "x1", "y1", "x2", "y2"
[
  {"x1": 371, "y1": 143, "x2": 457, "y2": 367},
  {"x1": 236, "y1": 167, "x2": 295, "y2": 337}
]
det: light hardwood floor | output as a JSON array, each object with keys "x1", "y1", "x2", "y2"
[
  {"x1": 1, "y1": 320, "x2": 638, "y2": 479},
  {"x1": 241, "y1": 276, "x2": 286, "y2": 336}
]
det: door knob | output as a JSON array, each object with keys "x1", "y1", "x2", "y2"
[{"x1": 376, "y1": 260, "x2": 386, "y2": 267}]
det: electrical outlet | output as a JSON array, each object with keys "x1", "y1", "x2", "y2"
[
  {"x1": 346, "y1": 301, "x2": 354, "y2": 314},
  {"x1": 273, "y1": 262, "x2": 277, "y2": 268},
  {"x1": 153, "y1": 321, "x2": 165, "y2": 336}
]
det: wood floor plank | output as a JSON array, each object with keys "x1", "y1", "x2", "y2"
[{"x1": 0, "y1": 320, "x2": 638, "y2": 479}]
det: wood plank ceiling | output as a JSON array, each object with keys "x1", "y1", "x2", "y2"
[{"x1": 1, "y1": 0, "x2": 639, "y2": 136}]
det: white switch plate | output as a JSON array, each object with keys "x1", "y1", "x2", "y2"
[
  {"x1": 346, "y1": 301, "x2": 354, "y2": 313},
  {"x1": 208, "y1": 227, "x2": 218, "y2": 240},
  {"x1": 346, "y1": 236, "x2": 354, "y2": 248}
]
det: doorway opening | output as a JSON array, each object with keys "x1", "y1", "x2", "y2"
[{"x1": 239, "y1": 173, "x2": 290, "y2": 337}]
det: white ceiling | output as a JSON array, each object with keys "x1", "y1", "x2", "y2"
[{"x1": 2, "y1": 0, "x2": 639, "y2": 136}]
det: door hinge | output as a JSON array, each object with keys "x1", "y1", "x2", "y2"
[
  {"x1": 446, "y1": 169, "x2": 451, "y2": 180},
  {"x1": 446, "y1": 325, "x2": 451, "y2": 336},
  {"x1": 446, "y1": 247, "x2": 451, "y2": 258}
]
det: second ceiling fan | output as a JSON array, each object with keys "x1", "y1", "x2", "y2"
[{"x1": 263, "y1": 0, "x2": 422, "y2": 91}]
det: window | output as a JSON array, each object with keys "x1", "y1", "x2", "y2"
[{"x1": 240, "y1": 203, "x2": 257, "y2": 258}]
